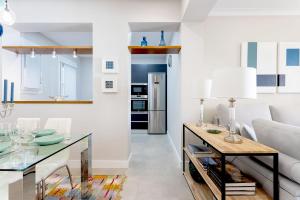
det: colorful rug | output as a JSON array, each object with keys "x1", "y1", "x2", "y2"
[{"x1": 45, "y1": 175, "x2": 126, "y2": 200}]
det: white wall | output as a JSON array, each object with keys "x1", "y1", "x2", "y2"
[
  {"x1": 166, "y1": 32, "x2": 181, "y2": 161},
  {"x1": 1, "y1": 0, "x2": 181, "y2": 168}
]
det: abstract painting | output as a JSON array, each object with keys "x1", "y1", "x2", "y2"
[
  {"x1": 241, "y1": 42, "x2": 278, "y2": 93},
  {"x1": 102, "y1": 57, "x2": 119, "y2": 73},
  {"x1": 102, "y1": 77, "x2": 118, "y2": 93},
  {"x1": 278, "y1": 42, "x2": 300, "y2": 93}
]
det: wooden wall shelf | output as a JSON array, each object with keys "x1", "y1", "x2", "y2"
[
  {"x1": 2, "y1": 46, "x2": 93, "y2": 55},
  {"x1": 14, "y1": 100, "x2": 93, "y2": 104},
  {"x1": 128, "y1": 46, "x2": 181, "y2": 54}
]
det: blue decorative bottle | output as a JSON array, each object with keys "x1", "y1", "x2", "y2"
[
  {"x1": 141, "y1": 36, "x2": 148, "y2": 46},
  {"x1": 0, "y1": 24, "x2": 3, "y2": 37},
  {"x1": 159, "y1": 30, "x2": 166, "y2": 46}
]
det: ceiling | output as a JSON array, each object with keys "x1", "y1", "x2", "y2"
[{"x1": 210, "y1": 0, "x2": 300, "y2": 15}]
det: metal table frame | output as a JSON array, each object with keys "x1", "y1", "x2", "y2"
[
  {"x1": 182, "y1": 124, "x2": 279, "y2": 200},
  {"x1": 2, "y1": 133, "x2": 92, "y2": 200}
]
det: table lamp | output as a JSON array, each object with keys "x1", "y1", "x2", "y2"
[
  {"x1": 211, "y1": 67, "x2": 256, "y2": 143},
  {"x1": 195, "y1": 79, "x2": 212, "y2": 127}
]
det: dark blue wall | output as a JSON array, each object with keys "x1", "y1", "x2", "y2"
[{"x1": 131, "y1": 64, "x2": 167, "y2": 83}]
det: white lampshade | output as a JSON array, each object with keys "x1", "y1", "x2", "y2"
[
  {"x1": 212, "y1": 67, "x2": 257, "y2": 99},
  {"x1": 198, "y1": 79, "x2": 212, "y2": 99}
]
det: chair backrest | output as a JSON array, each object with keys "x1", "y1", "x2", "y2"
[
  {"x1": 44, "y1": 118, "x2": 72, "y2": 137},
  {"x1": 17, "y1": 118, "x2": 41, "y2": 133}
]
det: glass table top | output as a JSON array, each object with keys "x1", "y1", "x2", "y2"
[{"x1": 0, "y1": 133, "x2": 91, "y2": 172}]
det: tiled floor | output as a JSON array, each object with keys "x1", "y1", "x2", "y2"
[{"x1": 121, "y1": 133, "x2": 194, "y2": 200}]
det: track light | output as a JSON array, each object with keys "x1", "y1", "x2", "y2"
[
  {"x1": 73, "y1": 50, "x2": 77, "y2": 58},
  {"x1": 31, "y1": 49, "x2": 35, "y2": 58},
  {"x1": 52, "y1": 49, "x2": 56, "y2": 58}
]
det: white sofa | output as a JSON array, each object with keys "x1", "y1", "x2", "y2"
[{"x1": 217, "y1": 103, "x2": 300, "y2": 200}]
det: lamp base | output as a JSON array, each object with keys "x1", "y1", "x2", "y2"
[
  {"x1": 196, "y1": 122, "x2": 203, "y2": 127},
  {"x1": 224, "y1": 134, "x2": 243, "y2": 144}
]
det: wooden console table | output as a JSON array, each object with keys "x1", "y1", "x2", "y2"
[{"x1": 183, "y1": 123, "x2": 279, "y2": 200}]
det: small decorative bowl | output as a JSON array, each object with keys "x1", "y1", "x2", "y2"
[{"x1": 206, "y1": 129, "x2": 222, "y2": 134}]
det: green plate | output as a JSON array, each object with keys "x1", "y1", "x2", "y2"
[
  {"x1": 34, "y1": 135, "x2": 64, "y2": 146},
  {"x1": 33, "y1": 129, "x2": 56, "y2": 137},
  {"x1": 207, "y1": 129, "x2": 222, "y2": 134},
  {"x1": 0, "y1": 129, "x2": 6, "y2": 136},
  {"x1": 0, "y1": 142, "x2": 11, "y2": 152}
]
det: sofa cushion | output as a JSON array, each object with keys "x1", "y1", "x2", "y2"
[
  {"x1": 253, "y1": 119, "x2": 300, "y2": 160},
  {"x1": 217, "y1": 103, "x2": 272, "y2": 128},
  {"x1": 233, "y1": 156, "x2": 300, "y2": 198},
  {"x1": 240, "y1": 124, "x2": 257, "y2": 141},
  {"x1": 270, "y1": 105, "x2": 300, "y2": 127},
  {"x1": 255, "y1": 153, "x2": 300, "y2": 185},
  {"x1": 253, "y1": 119, "x2": 300, "y2": 184}
]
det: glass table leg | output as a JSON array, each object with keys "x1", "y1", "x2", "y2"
[{"x1": 8, "y1": 166, "x2": 36, "y2": 200}]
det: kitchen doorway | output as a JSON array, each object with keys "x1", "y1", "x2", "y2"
[{"x1": 128, "y1": 22, "x2": 181, "y2": 135}]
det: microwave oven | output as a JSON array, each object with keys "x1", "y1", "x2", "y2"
[{"x1": 131, "y1": 83, "x2": 147, "y2": 98}]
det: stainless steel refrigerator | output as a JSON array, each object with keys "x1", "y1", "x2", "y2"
[{"x1": 148, "y1": 72, "x2": 166, "y2": 134}]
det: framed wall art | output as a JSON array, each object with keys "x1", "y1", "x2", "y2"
[
  {"x1": 241, "y1": 42, "x2": 278, "y2": 93},
  {"x1": 102, "y1": 58, "x2": 119, "y2": 73},
  {"x1": 278, "y1": 42, "x2": 300, "y2": 93},
  {"x1": 101, "y1": 77, "x2": 118, "y2": 93}
]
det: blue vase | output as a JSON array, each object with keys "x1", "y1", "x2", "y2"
[
  {"x1": 0, "y1": 24, "x2": 3, "y2": 37},
  {"x1": 159, "y1": 30, "x2": 166, "y2": 46},
  {"x1": 141, "y1": 36, "x2": 148, "y2": 47}
]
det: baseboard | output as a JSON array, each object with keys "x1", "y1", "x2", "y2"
[
  {"x1": 167, "y1": 131, "x2": 182, "y2": 164},
  {"x1": 68, "y1": 153, "x2": 132, "y2": 169}
]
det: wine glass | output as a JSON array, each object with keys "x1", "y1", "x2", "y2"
[
  {"x1": 17, "y1": 128, "x2": 34, "y2": 146},
  {"x1": 9, "y1": 124, "x2": 20, "y2": 150}
]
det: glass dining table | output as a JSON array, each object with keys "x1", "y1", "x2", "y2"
[{"x1": 0, "y1": 132, "x2": 92, "y2": 200}]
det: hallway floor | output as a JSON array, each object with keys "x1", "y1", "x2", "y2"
[{"x1": 121, "y1": 134, "x2": 194, "y2": 200}]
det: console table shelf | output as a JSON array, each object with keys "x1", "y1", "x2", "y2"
[
  {"x1": 182, "y1": 123, "x2": 277, "y2": 200},
  {"x1": 184, "y1": 147, "x2": 271, "y2": 200}
]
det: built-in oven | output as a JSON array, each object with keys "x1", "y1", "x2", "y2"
[
  {"x1": 131, "y1": 83, "x2": 147, "y2": 98},
  {"x1": 131, "y1": 97, "x2": 148, "y2": 112}
]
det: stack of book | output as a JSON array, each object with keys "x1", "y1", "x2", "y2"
[
  {"x1": 187, "y1": 144, "x2": 212, "y2": 156},
  {"x1": 208, "y1": 161, "x2": 256, "y2": 196},
  {"x1": 197, "y1": 157, "x2": 217, "y2": 171},
  {"x1": 188, "y1": 144, "x2": 216, "y2": 170}
]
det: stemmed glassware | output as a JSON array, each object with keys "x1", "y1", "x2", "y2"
[{"x1": 8, "y1": 123, "x2": 20, "y2": 150}]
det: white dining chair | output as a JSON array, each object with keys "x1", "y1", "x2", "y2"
[
  {"x1": 16, "y1": 118, "x2": 41, "y2": 133},
  {"x1": 36, "y1": 118, "x2": 72, "y2": 199}
]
